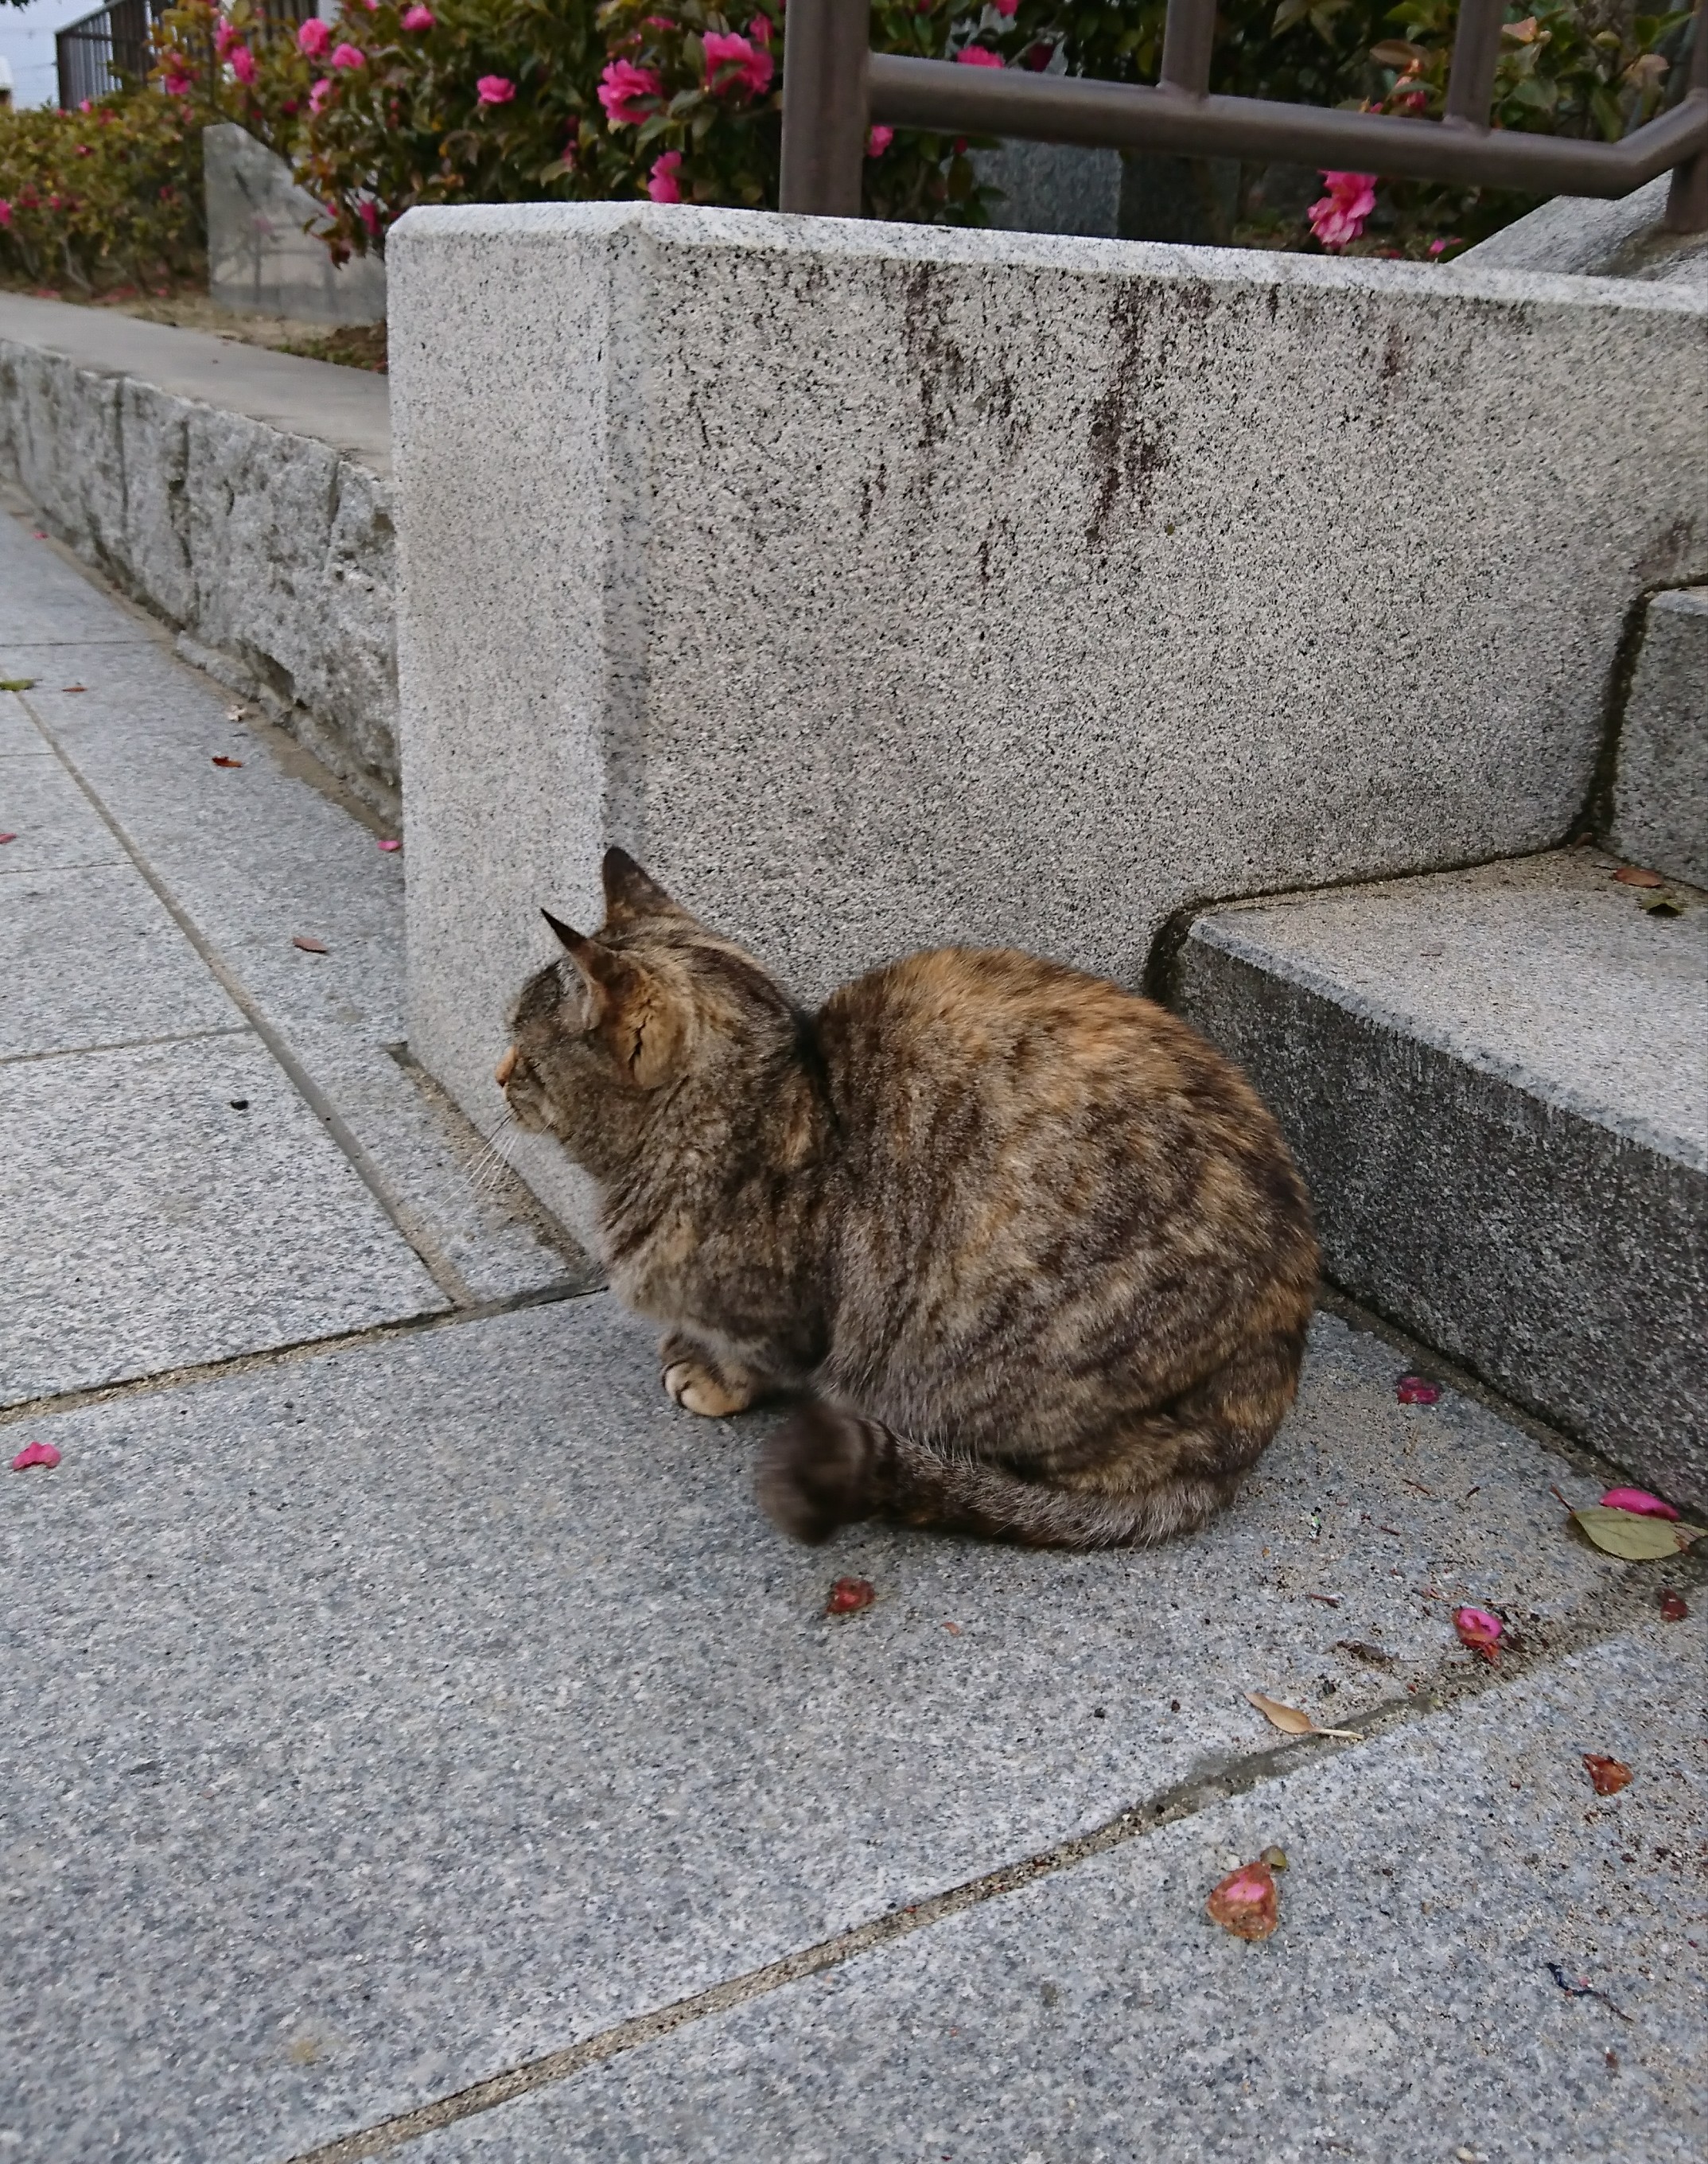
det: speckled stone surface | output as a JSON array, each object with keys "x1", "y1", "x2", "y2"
[
  {"x1": 0, "y1": 514, "x2": 583, "y2": 1306},
  {"x1": 1177, "y1": 850, "x2": 1708, "y2": 1505},
  {"x1": 0, "y1": 859, "x2": 243, "y2": 1061},
  {"x1": 1611, "y1": 586, "x2": 1708, "y2": 890},
  {"x1": 0, "y1": 1031, "x2": 446, "y2": 1403},
  {"x1": 0, "y1": 306, "x2": 396, "y2": 803},
  {"x1": 412, "y1": 1625, "x2": 1708, "y2": 2164},
  {"x1": 388, "y1": 202, "x2": 1708, "y2": 1244},
  {"x1": 0, "y1": 1297, "x2": 1648, "y2": 2162},
  {"x1": 0, "y1": 745, "x2": 121, "y2": 872}
]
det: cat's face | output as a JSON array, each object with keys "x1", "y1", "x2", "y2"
[{"x1": 495, "y1": 849, "x2": 791, "y2": 1177}]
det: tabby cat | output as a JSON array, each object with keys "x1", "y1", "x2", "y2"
[{"x1": 496, "y1": 849, "x2": 1318, "y2": 1549}]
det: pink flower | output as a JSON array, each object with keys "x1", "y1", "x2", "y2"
[
  {"x1": 228, "y1": 45, "x2": 256, "y2": 84},
  {"x1": 162, "y1": 68, "x2": 195, "y2": 97},
  {"x1": 955, "y1": 44, "x2": 1003, "y2": 66},
  {"x1": 701, "y1": 29, "x2": 773, "y2": 99},
  {"x1": 598, "y1": 58, "x2": 663, "y2": 124},
  {"x1": 992, "y1": 0, "x2": 1019, "y2": 14},
  {"x1": 476, "y1": 74, "x2": 516, "y2": 103},
  {"x1": 358, "y1": 198, "x2": 381, "y2": 235},
  {"x1": 11, "y1": 1441, "x2": 60, "y2": 1470},
  {"x1": 1427, "y1": 235, "x2": 1463, "y2": 258},
  {"x1": 0, "y1": 200, "x2": 11, "y2": 229},
  {"x1": 747, "y1": 12, "x2": 772, "y2": 42},
  {"x1": 78, "y1": 97, "x2": 92, "y2": 112},
  {"x1": 866, "y1": 124, "x2": 893, "y2": 158},
  {"x1": 298, "y1": 15, "x2": 332, "y2": 58},
  {"x1": 330, "y1": 42, "x2": 365, "y2": 69},
  {"x1": 401, "y1": 4, "x2": 434, "y2": 25},
  {"x1": 1308, "y1": 169, "x2": 1376, "y2": 252},
  {"x1": 1453, "y1": 1605, "x2": 1503, "y2": 1661},
  {"x1": 1601, "y1": 1486, "x2": 1679, "y2": 1520},
  {"x1": 309, "y1": 75, "x2": 334, "y2": 113},
  {"x1": 1395, "y1": 1374, "x2": 1440, "y2": 1404},
  {"x1": 648, "y1": 149, "x2": 683, "y2": 203},
  {"x1": 214, "y1": 21, "x2": 240, "y2": 59}
]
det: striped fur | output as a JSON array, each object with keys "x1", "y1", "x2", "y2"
[{"x1": 500, "y1": 850, "x2": 1318, "y2": 1550}]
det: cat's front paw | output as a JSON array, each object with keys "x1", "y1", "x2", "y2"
[
  {"x1": 662, "y1": 1353, "x2": 755, "y2": 1419},
  {"x1": 757, "y1": 1404, "x2": 889, "y2": 1544}
]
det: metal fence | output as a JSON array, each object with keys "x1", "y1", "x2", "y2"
[
  {"x1": 55, "y1": 0, "x2": 317, "y2": 109},
  {"x1": 779, "y1": 0, "x2": 1708, "y2": 234},
  {"x1": 56, "y1": 0, "x2": 165, "y2": 109}
]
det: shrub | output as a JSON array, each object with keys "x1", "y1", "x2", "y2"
[{"x1": 0, "y1": 92, "x2": 207, "y2": 291}]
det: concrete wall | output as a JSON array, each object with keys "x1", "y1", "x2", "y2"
[
  {"x1": 0, "y1": 297, "x2": 398, "y2": 811},
  {"x1": 387, "y1": 204, "x2": 1708, "y2": 1238},
  {"x1": 205, "y1": 123, "x2": 388, "y2": 329},
  {"x1": 1610, "y1": 585, "x2": 1708, "y2": 888}
]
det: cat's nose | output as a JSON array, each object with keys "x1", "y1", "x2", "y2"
[{"x1": 495, "y1": 1045, "x2": 518, "y2": 1087}]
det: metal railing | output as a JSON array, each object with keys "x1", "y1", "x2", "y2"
[
  {"x1": 55, "y1": 0, "x2": 316, "y2": 108},
  {"x1": 56, "y1": 0, "x2": 166, "y2": 108},
  {"x1": 779, "y1": 0, "x2": 1708, "y2": 233}
]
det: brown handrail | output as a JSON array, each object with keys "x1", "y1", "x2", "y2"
[{"x1": 779, "y1": 0, "x2": 1708, "y2": 235}]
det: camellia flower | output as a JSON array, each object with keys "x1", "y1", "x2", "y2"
[
  {"x1": 866, "y1": 124, "x2": 893, "y2": 157},
  {"x1": 298, "y1": 16, "x2": 332, "y2": 58},
  {"x1": 401, "y1": 4, "x2": 434, "y2": 25},
  {"x1": 309, "y1": 76, "x2": 334, "y2": 113},
  {"x1": 358, "y1": 199, "x2": 381, "y2": 235},
  {"x1": 955, "y1": 44, "x2": 1003, "y2": 66},
  {"x1": 702, "y1": 29, "x2": 773, "y2": 99},
  {"x1": 1453, "y1": 1605, "x2": 1503, "y2": 1661},
  {"x1": 1308, "y1": 169, "x2": 1376, "y2": 251},
  {"x1": 330, "y1": 42, "x2": 366, "y2": 70},
  {"x1": 598, "y1": 58, "x2": 663, "y2": 125},
  {"x1": 648, "y1": 149, "x2": 683, "y2": 204},
  {"x1": 476, "y1": 74, "x2": 516, "y2": 104},
  {"x1": 161, "y1": 66, "x2": 195, "y2": 96},
  {"x1": 214, "y1": 21, "x2": 239, "y2": 59},
  {"x1": 229, "y1": 45, "x2": 256, "y2": 84}
]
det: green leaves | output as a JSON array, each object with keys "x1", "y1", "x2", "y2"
[{"x1": 1571, "y1": 1504, "x2": 1706, "y2": 1560}]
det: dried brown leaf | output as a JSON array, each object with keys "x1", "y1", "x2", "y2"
[
  {"x1": 211, "y1": 755, "x2": 243, "y2": 769},
  {"x1": 1613, "y1": 866, "x2": 1663, "y2": 887},
  {"x1": 1246, "y1": 1689, "x2": 1362, "y2": 1741},
  {"x1": 1583, "y1": 1753, "x2": 1632, "y2": 1796},
  {"x1": 292, "y1": 936, "x2": 329, "y2": 955}
]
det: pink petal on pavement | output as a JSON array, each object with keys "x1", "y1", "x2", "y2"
[
  {"x1": 1601, "y1": 1487, "x2": 1679, "y2": 1520},
  {"x1": 1396, "y1": 1375, "x2": 1441, "y2": 1404},
  {"x1": 11, "y1": 1441, "x2": 60, "y2": 1470},
  {"x1": 377, "y1": 837, "x2": 401, "y2": 851},
  {"x1": 1453, "y1": 1605, "x2": 1502, "y2": 1659}
]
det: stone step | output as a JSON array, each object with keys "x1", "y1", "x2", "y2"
[
  {"x1": 1609, "y1": 583, "x2": 1708, "y2": 892},
  {"x1": 1173, "y1": 848, "x2": 1708, "y2": 1509}
]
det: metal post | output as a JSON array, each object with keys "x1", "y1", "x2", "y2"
[
  {"x1": 1159, "y1": 0, "x2": 1215, "y2": 97},
  {"x1": 1441, "y1": 0, "x2": 1505, "y2": 128},
  {"x1": 779, "y1": 0, "x2": 869, "y2": 216},
  {"x1": 1665, "y1": 0, "x2": 1708, "y2": 231}
]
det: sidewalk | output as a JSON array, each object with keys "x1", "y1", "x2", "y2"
[{"x1": 2, "y1": 497, "x2": 1703, "y2": 2162}]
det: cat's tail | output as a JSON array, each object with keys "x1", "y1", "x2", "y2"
[{"x1": 757, "y1": 1329, "x2": 1306, "y2": 1551}]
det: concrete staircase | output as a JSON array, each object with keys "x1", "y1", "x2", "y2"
[{"x1": 1174, "y1": 841, "x2": 1706, "y2": 1510}]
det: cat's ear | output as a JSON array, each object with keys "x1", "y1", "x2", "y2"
[
  {"x1": 601, "y1": 847, "x2": 683, "y2": 924},
  {"x1": 540, "y1": 909, "x2": 688, "y2": 1088}
]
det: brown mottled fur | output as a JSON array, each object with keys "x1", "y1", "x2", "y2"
[{"x1": 500, "y1": 850, "x2": 1318, "y2": 1549}]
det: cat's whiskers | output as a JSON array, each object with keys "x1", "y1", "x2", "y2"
[{"x1": 469, "y1": 1111, "x2": 517, "y2": 1199}]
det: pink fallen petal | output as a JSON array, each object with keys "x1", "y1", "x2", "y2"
[
  {"x1": 11, "y1": 1441, "x2": 60, "y2": 1470},
  {"x1": 1601, "y1": 1486, "x2": 1679, "y2": 1520},
  {"x1": 1396, "y1": 1375, "x2": 1441, "y2": 1404},
  {"x1": 1453, "y1": 1605, "x2": 1502, "y2": 1660},
  {"x1": 0, "y1": 833, "x2": 16, "y2": 844},
  {"x1": 376, "y1": 837, "x2": 402, "y2": 851}
]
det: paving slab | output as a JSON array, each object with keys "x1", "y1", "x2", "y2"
[
  {"x1": 0, "y1": 508, "x2": 161, "y2": 645},
  {"x1": 0, "y1": 1033, "x2": 445, "y2": 1405},
  {"x1": 0, "y1": 529, "x2": 581, "y2": 1307},
  {"x1": 0, "y1": 745, "x2": 123, "y2": 871},
  {"x1": 413, "y1": 1624, "x2": 1707, "y2": 2164},
  {"x1": 0, "y1": 687, "x2": 45, "y2": 756},
  {"x1": 0, "y1": 1295, "x2": 1659, "y2": 2162},
  {"x1": 0, "y1": 859, "x2": 243, "y2": 1061},
  {"x1": 1176, "y1": 850, "x2": 1708, "y2": 1506}
]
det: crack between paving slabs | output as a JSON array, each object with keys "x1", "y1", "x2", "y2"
[
  {"x1": 0, "y1": 1279, "x2": 600, "y2": 1430},
  {"x1": 278, "y1": 1559, "x2": 1698, "y2": 2164},
  {"x1": 14, "y1": 687, "x2": 477, "y2": 1309},
  {"x1": 0, "y1": 1022, "x2": 251, "y2": 1068}
]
